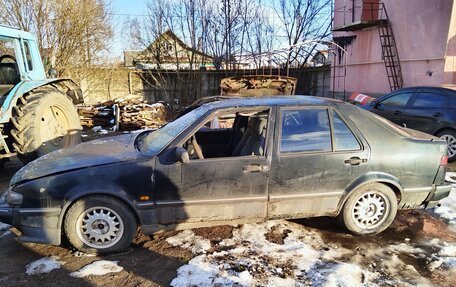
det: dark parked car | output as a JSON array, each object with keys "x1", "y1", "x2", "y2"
[
  {"x1": 362, "y1": 87, "x2": 456, "y2": 161},
  {"x1": 0, "y1": 96, "x2": 451, "y2": 253}
]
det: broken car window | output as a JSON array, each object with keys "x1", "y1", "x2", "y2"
[{"x1": 183, "y1": 109, "x2": 269, "y2": 160}]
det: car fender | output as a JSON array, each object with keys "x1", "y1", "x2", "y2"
[
  {"x1": 57, "y1": 181, "x2": 144, "y2": 231},
  {"x1": 0, "y1": 78, "x2": 82, "y2": 123},
  {"x1": 336, "y1": 171, "x2": 404, "y2": 214}
]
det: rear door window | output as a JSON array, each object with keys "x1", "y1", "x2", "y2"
[
  {"x1": 333, "y1": 112, "x2": 361, "y2": 151},
  {"x1": 412, "y1": 92, "x2": 448, "y2": 108},
  {"x1": 280, "y1": 109, "x2": 331, "y2": 153}
]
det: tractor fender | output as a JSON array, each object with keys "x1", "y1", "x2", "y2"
[{"x1": 0, "y1": 78, "x2": 83, "y2": 123}]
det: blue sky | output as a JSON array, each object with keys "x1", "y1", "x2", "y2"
[
  {"x1": 108, "y1": 0, "x2": 332, "y2": 61},
  {"x1": 110, "y1": 0, "x2": 147, "y2": 59}
]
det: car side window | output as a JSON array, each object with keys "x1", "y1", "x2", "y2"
[
  {"x1": 280, "y1": 109, "x2": 331, "y2": 153},
  {"x1": 412, "y1": 93, "x2": 448, "y2": 108},
  {"x1": 380, "y1": 93, "x2": 412, "y2": 107},
  {"x1": 333, "y1": 112, "x2": 361, "y2": 151},
  {"x1": 182, "y1": 108, "x2": 270, "y2": 160}
]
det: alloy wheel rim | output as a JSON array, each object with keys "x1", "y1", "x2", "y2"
[
  {"x1": 440, "y1": 134, "x2": 456, "y2": 158},
  {"x1": 351, "y1": 191, "x2": 390, "y2": 230},
  {"x1": 76, "y1": 206, "x2": 124, "y2": 249}
]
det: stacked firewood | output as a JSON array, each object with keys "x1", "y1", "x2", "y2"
[
  {"x1": 77, "y1": 95, "x2": 175, "y2": 130},
  {"x1": 77, "y1": 102, "x2": 115, "y2": 127}
]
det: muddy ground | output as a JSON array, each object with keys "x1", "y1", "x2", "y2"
[{"x1": 0, "y1": 159, "x2": 455, "y2": 286}]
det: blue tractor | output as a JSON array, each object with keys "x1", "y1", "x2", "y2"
[{"x1": 0, "y1": 25, "x2": 83, "y2": 166}]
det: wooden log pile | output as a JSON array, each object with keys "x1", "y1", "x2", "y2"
[{"x1": 77, "y1": 95, "x2": 175, "y2": 130}]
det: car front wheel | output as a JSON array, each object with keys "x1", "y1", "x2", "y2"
[
  {"x1": 340, "y1": 183, "x2": 397, "y2": 235},
  {"x1": 64, "y1": 195, "x2": 137, "y2": 254},
  {"x1": 437, "y1": 129, "x2": 456, "y2": 162}
]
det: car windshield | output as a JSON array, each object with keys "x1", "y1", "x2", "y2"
[{"x1": 137, "y1": 105, "x2": 209, "y2": 155}]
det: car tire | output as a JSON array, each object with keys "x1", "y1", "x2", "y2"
[
  {"x1": 64, "y1": 195, "x2": 137, "y2": 254},
  {"x1": 436, "y1": 129, "x2": 456, "y2": 162},
  {"x1": 339, "y1": 182, "x2": 397, "y2": 235}
]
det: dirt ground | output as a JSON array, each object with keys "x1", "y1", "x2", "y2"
[{"x1": 0, "y1": 159, "x2": 455, "y2": 286}]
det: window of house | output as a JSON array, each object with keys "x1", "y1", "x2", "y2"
[{"x1": 280, "y1": 109, "x2": 331, "y2": 153}]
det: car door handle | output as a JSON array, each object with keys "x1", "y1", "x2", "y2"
[
  {"x1": 433, "y1": 112, "x2": 444, "y2": 117},
  {"x1": 243, "y1": 164, "x2": 269, "y2": 173},
  {"x1": 344, "y1": 157, "x2": 368, "y2": 166},
  {"x1": 393, "y1": 110, "x2": 401, "y2": 115}
]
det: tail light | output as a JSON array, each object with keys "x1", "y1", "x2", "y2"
[{"x1": 440, "y1": 155, "x2": 448, "y2": 166}]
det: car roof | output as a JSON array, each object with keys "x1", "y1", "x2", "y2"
[
  {"x1": 386, "y1": 86, "x2": 456, "y2": 95},
  {"x1": 201, "y1": 95, "x2": 344, "y2": 109}
]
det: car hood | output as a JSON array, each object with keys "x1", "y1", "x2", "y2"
[{"x1": 11, "y1": 133, "x2": 147, "y2": 186}]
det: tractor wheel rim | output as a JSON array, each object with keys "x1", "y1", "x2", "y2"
[
  {"x1": 40, "y1": 104, "x2": 70, "y2": 147},
  {"x1": 351, "y1": 191, "x2": 390, "y2": 230},
  {"x1": 76, "y1": 206, "x2": 124, "y2": 249}
]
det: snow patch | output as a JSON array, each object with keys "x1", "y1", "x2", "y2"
[
  {"x1": 70, "y1": 260, "x2": 123, "y2": 278},
  {"x1": 434, "y1": 181, "x2": 456, "y2": 231},
  {"x1": 388, "y1": 243, "x2": 425, "y2": 255},
  {"x1": 171, "y1": 255, "x2": 253, "y2": 287},
  {"x1": 169, "y1": 221, "x2": 441, "y2": 287},
  {"x1": 166, "y1": 229, "x2": 211, "y2": 254},
  {"x1": 73, "y1": 251, "x2": 96, "y2": 258},
  {"x1": 26, "y1": 256, "x2": 64, "y2": 275}
]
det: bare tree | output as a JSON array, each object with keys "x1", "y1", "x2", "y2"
[
  {"x1": 274, "y1": 0, "x2": 332, "y2": 69},
  {"x1": 0, "y1": 0, "x2": 113, "y2": 73},
  {"x1": 245, "y1": 0, "x2": 276, "y2": 69}
]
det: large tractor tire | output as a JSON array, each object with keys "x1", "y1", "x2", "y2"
[{"x1": 11, "y1": 86, "x2": 82, "y2": 163}]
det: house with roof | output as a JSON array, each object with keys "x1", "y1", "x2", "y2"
[
  {"x1": 124, "y1": 29, "x2": 215, "y2": 70},
  {"x1": 311, "y1": 50, "x2": 331, "y2": 67}
]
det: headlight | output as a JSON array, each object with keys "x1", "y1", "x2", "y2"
[{"x1": 6, "y1": 189, "x2": 23, "y2": 205}]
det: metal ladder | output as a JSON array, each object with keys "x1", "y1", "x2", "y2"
[{"x1": 377, "y1": 3, "x2": 403, "y2": 91}]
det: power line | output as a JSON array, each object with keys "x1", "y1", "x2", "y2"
[{"x1": 107, "y1": 12, "x2": 330, "y2": 21}]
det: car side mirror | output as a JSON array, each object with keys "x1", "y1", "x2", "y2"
[
  {"x1": 372, "y1": 101, "x2": 382, "y2": 109},
  {"x1": 174, "y1": 147, "x2": 189, "y2": 164}
]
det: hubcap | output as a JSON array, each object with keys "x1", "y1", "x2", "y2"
[
  {"x1": 76, "y1": 207, "x2": 124, "y2": 249},
  {"x1": 440, "y1": 134, "x2": 456, "y2": 158},
  {"x1": 352, "y1": 191, "x2": 390, "y2": 229}
]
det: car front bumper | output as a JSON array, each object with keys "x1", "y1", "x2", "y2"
[{"x1": 0, "y1": 192, "x2": 61, "y2": 245}]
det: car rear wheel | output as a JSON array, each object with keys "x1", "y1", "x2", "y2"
[
  {"x1": 64, "y1": 195, "x2": 137, "y2": 254},
  {"x1": 436, "y1": 130, "x2": 456, "y2": 162},
  {"x1": 340, "y1": 183, "x2": 397, "y2": 235}
]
